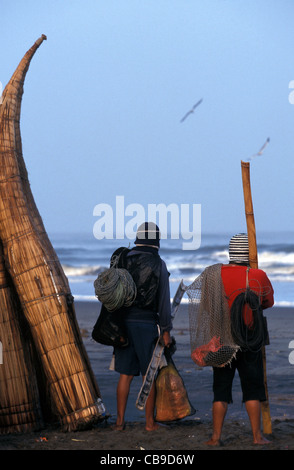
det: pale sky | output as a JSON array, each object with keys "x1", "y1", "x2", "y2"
[{"x1": 1, "y1": 0, "x2": 293, "y2": 238}]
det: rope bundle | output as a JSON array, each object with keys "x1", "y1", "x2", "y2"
[
  {"x1": 230, "y1": 289, "x2": 267, "y2": 352},
  {"x1": 94, "y1": 267, "x2": 137, "y2": 312}
]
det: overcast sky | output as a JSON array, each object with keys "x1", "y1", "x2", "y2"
[{"x1": 1, "y1": 0, "x2": 293, "y2": 239}]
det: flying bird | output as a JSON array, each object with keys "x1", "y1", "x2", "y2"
[
  {"x1": 248, "y1": 137, "x2": 270, "y2": 161},
  {"x1": 180, "y1": 98, "x2": 203, "y2": 123}
]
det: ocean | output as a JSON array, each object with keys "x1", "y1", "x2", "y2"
[{"x1": 50, "y1": 230, "x2": 294, "y2": 307}]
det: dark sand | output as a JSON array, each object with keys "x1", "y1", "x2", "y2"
[{"x1": 1, "y1": 303, "x2": 293, "y2": 452}]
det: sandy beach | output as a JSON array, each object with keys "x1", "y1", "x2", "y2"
[{"x1": 0, "y1": 302, "x2": 293, "y2": 452}]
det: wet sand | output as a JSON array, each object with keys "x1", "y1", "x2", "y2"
[
  {"x1": 0, "y1": 414, "x2": 293, "y2": 451},
  {"x1": 0, "y1": 303, "x2": 293, "y2": 452}
]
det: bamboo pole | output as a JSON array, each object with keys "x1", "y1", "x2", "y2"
[
  {"x1": 0, "y1": 36, "x2": 102, "y2": 431},
  {"x1": 241, "y1": 160, "x2": 272, "y2": 434}
]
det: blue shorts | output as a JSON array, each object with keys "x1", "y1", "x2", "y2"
[{"x1": 114, "y1": 321, "x2": 159, "y2": 376}]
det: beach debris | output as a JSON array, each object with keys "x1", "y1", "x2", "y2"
[
  {"x1": 180, "y1": 98, "x2": 203, "y2": 122},
  {"x1": 35, "y1": 437, "x2": 48, "y2": 442},
  {"x1": 0, "y1": 35, "x2": 104, "y2": 434},
  {"x1": 80, "y1": 328, "x2": 89, "y2": 338},
  {"x1": 248, "y1": 137, "x2": 270, "y2": 161}
]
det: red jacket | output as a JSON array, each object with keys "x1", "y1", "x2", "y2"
[{"x1": 221, "y1": 264, "x2": 274, "y2": 327}]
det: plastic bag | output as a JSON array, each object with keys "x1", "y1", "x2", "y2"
[{"x1": 155, "y1": 353, "x2": 195, "y2": 422}]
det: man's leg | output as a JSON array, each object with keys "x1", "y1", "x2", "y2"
[
  {"x1": 245, "y1": 400, "x2": 270, "y2": 445},
  {"x1": 205, "y1": 401, "x2": 228, "y2": 445},
  {"x1": 115, "y1": 373, "x2": 134, "y2": 429},
  {"x1": 238, "y1": 351, "x2": 270, "y2": 444},
  {"x1": 206, "y1": 362, "x2": 235, "y2": 445},
  {"x1": 144, "y1": 379, "x2": 159, "y2": 431}
]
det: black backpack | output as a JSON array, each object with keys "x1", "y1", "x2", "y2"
[
  {"x1": 92, "y1": 247, "x2": 131, "y2": 348},
  {"x1": 92, "y1": 304, "x2": 129, "y2": 348}
]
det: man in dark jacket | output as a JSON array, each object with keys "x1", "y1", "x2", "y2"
[{"x1": 113, "y1": 222, "x2": 172, "y2": 431}]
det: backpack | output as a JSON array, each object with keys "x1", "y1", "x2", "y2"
[
  {"x1": 92, "y1": 247, "x2": 135, "y2": 347},
  {"x1": 93, "y1": 247, "x2": 136, "y2": 312},
  {"x1": 92, "y1": 304, "x2": 129, "y2": 348}
]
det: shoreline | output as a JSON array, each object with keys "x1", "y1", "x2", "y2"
[{"x1": 0, "y1": 303, "x2": 293, "y2": 451}]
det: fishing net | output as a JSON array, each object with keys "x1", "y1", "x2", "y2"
[{"x1": 186, "y1": 263, "x2": 239, "y2": 367}]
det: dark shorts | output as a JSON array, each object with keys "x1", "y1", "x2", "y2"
[
  {"x1": 114, "y1": 321, "x2": 159, "y2": 376},
  {"x1": 213, "y1": 349, "x2": 266, "y2": 403}
]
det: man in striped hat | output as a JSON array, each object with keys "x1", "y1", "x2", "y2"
[{"x1": 206, "y1": 233, "x2": 274, "y2": 446}]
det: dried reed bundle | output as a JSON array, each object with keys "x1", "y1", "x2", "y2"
[
  {"x1": 0, "y1": 35, "x2": 102, "y2": 431},
  {"x1": 0, "y1": 242, "x2": 44, "y2": 433}
]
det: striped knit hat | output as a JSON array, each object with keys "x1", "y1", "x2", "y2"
[{"x1": 229, "y1": 233, "x2": 249, "y2": 264}]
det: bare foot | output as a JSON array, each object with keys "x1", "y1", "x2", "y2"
[
  {"x1": 112, "y1": 422, "x2": 126, "y2": 431},
  {"x1": 204, "y1": 438, "x2": 221, "y2": 446},
  {"x1": 145, "y1": 422, "x2": 160, "y2": 431},
  {"x1": 253, "y1": 435, "x2": 270, "y2": 445}
]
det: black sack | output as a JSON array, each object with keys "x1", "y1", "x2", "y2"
[{"x1": 92, "y1": 304, "x2": 129, "y2": 348}]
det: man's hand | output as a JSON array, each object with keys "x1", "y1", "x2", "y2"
[{"x1": 161, "y1": 331, "x2": 172, "y2": 347}]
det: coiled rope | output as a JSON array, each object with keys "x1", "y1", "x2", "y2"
[
  {"x1": 94, "y1": 265, "x2": 137, "y2": 313},
  {"x1": 230, "y1": 289, "x2": 267, "y2": 352}
]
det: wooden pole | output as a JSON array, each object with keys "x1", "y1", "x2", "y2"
[{"x1": 241, "y1": 160, "x2": 272, "y2": 434}]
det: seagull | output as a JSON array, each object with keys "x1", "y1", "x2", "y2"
[
  {"x1": 180, "y1": 98, "x2": 203, "y2": 123},
  {"x1": 248, "y1": 137, "x2": 270, "y2": 161}
]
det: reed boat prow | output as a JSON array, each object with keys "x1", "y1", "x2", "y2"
[{"x1": 0, "y1": 35, "x2": 103, "y2": 433}]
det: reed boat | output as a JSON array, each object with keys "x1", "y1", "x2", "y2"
[
  {"x1": 0, "y1": 35, "x2": 102, "y2": 431},
  {"x1": 0, "y1": 242, "x2": 44, "y2": 433}
]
